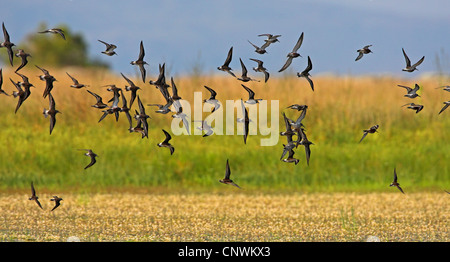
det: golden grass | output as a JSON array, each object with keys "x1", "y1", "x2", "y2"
[{"x1": 0, "y1": 192, "x2": 448, "y2": 242}]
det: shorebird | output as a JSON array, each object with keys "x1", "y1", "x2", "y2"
[
  {"x1": 50, "y1": 196, "x2": 63, "y2": 211},
  {"x1": 98, "y1": 87, "x2": 121, "y2": 122},
  {"x1": 289, "y1": 107, "x2": 307, "y2": 132},
  {"x1": 436, "y1": 85, "x2": 450, "y2": 92},
  {"x1": 11, "y1": 78, "x2": 31, "y2": 113},
  {"x1": 249, "y1": 58, "x2": 269, "y2": 83},
  {"x1": 355, "y1": 45, "x2": 372, "y2": 61},
  {"x1": 402, "y1": 103, "x2": 424, "y2": 114},
  {"x1": 130, "y1": 40, "x2": 148, "y2": 83},
  {"x1": 286, "y1": 104, "x2": 308, "y2": 111},
  {"x1": 16, "y1": 71, "x2": 34, "y2": 96},
  {"x1": 297, "y1": 56, "x2": 314, "y2": 91},
  {"x1": 397, "y1": 84, "x2": 421, "y2": 98},
  {"x1": 66, "y1": 72, "x2": 89, "y2": 89},
  {"x1": 119, "y1": 89, "x2": 133, "y2": 130},
  {"x1": 29, "y1": 182, "x2": 43, "y2": 209},
  {"x1": 36, "y1": 65, "x2": 57, "y2": 98},
  {"x1": 86, "y1": 90, "x2": 108, "y2": 109},
  {"x1": 237, "y1": 58, "x2": 260, "y2": 82},
  {"x1": 390, "y1": 168, "x2": 405, "y2": 194},
  {"x1": 402, "y1": 48, "x2": 424, "y2": 72},
  {"x1": 240, "y1": 99, "x2": 250, "y2": 144},
  {"x1": 242, "y1": 84, "x2": 262, "y2": 104},
  {"x1": 170, "y1": 77, "x2": 182, "y2": 101},
  {"x1": 42, "y1": 92, "x2": 61, "y2": 135},
  {"x1": 280, "y1": 112, "x2": 295, "y2": 137},
  {"x1": 134, "y1": 96, "x2": 150, "y2": 137},
  {"x1": 282, "y1": 149, "x2": 299, "y2": 165},
  {"x1": 280, "y1": 133, "x2": 297, "y2": 160},
  {"x1": 121, "y1": 72, "x2": 140, "y2": 108},
  {"x1": 219, "y1": 159, "x2": 241, "y2": 189},
  {"x1": 157, "y1": 129, "x2": 175, "y2": 155},
  {"x1": 39, "y1": 28, "x2": 66, "y2": 40},
  {"x1": 194, "y1": 120, "x2": 214, "y2": 137},
  {"x1": 1, "y1": 22, "x2": 15, "y2": 66},
  {"x1": 297, "y1": 128, "x2": 313, "y2": 166},
  {"x1": 149, "y1": 63, "x2": 171, "y2": 99},
  {"x1": 359, "y1": 124, "x2": 379, "y2": 143},
  {"x1": 248, "y1": 40, "x2": 270, "y2": 54},
  {"x1": 79, "y1": 149, "x2": 98, "y2": 169},
  {"x1": 148, "y1": 101, "x2": 173, "y2": 114},
  {"x1": 258, "y1": 33, "x2": 281, "y2": 45},
  {"x1": 438, "y1": 101, "x2": 450, "y2": 115},
  {"x1": 0, "y1": 68, "x2": 10, "y2": 96},
  {"x1": 172, "y1": 103, "x2": 190, "y2": 135},
  {"x1": 98, "y1": 39, "x2": 117, "y2": 56},
  {"x1": 217, "y1": 46, "x2": 236, "y2": 77},
  {"x1": 129, "y1": 120, "x2": 147, "y2": 139},
  {"x1": 279, "y1": 32, "x2": 304, "y2": 72},
  {"x1": 15, "y1": 49, "x2": 31, "y2": 72},
  {"x1": 203, "y1": 86, "x2": 220, "y2": 113}
]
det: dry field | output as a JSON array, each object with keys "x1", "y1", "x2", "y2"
[{"x1": 0, "y1": 192, "x2": 448, "y2": 242}]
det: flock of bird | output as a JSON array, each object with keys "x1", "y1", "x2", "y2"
[{"x1": 1, "y1": 21, "x2": 449, "y2": 211}]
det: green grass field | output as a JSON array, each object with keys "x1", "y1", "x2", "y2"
[{"x1": 0, "y1": 67, "x2": 449, "y2": 194}]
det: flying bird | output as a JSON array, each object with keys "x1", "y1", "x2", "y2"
[
  {"x1": 286, "y1": 104, "x2": 308, "y2": 111},
  {"x1": 397, "y1": 84, "x2": 421, "y2": 99},
  {"x1": 157, "y1": 129, "x2": 175, "y2": 155},
  {"x1": 237, "y1": 58, "x2": 259, "y2": 82},
  {"x1": 219, "y1": 159, "x2": 241, "y2": 189},
  {"x1": 297, "y1": 56, "x2": 314, "y2": 91},
  {"x1": 282, "y1": 149, "x2": 299, "y2": 165},
  {"x1": 130, "y1": 40, "x2": 148, "y2": 83},
  {"x1": 390, "y1": 168, "x2": 405, "y2": 194},
  {"x1": 36, "y1": 65, "x2": 57, "y2": 98},
  {"x1": 217, "y1": 47, "x2": 236, "y2": 77},
  {"x1": 14, "y1": 49, "x2": 31, "y2": 72},
  {"x1": 249, "y1": 58, "x2": 270, "y2": 83},
  {"x1": 79, "y1": 149, "x2": 98, "y2": 169},
  {"x1": 279, "y1": 32, "x2": 304, "y2": 72},
  {"x1": 435, "y1": 85, "x2": 450, "y2": 92},
  {"x1": 121, "y1": 72, "x2": 140, "y2": 108},
  {"x1": 1, "y1": 22, "x2": 15, "y2": 66},
  {"x1": 66, "y1": 72, "x2": 89, "y2": 89},
  {"x1": 119, "y1": 89, "x2": 133, "y2": 130},
  {"x1": 438, "y1": 101, "x2": 450, "y2": 115},
  {"x1": 355, "y1": 45, "x2": 372, "y2": 61},
  {"x1": 39, "y1": 28, "x2": 66, "y2": 40},
  {"x1": 86, "y1": 90, "x2": 108, "y2": 109},
  {"x1": 247, "y1": 40, "x2": 270, "y2": 54},
  {"x1": 42, "y1": 92, "x2": 61, "y2": 135},
  {"x1": 203, "y1": 86, "x2": 220, "y2": 113},
  {"x1": 0, "y1": 68, "x2": 10, "y2": 96},
  {"x1": 240, "y1": 99, "x2": 250, "y2": 144},
  {"x1": 359, "y1": 124, "x2": 379, "y2": 143},
  {"x1": 172, "y1": 103, "x2": 190, "y2": 135},
  {"x1": 98, "y1": 39, "x2": 117, "y2": 56},
  {"x1": 242, "y1": 84, "x2": 262, "y2": 104},
  {"x1": 134, "y1": 96, "x2": 150, "y2": 137},
  {"x1": 29, "y1": 182, "x2": 43, "y2": 209},
  {"x1": 11, "y1": 78, "x2": 31, "y2": 113},
  {"x1": 194, "y1": 120, "x2": 214, "y2": 137},
  {"x1": 50, "y1": 196, "x2": 63, "y2": 211},
  {"x1": 402, "y1": 48, "x2": 424, "y2": 72},
  {"x1": 258, "y1": 33, "x2": 281, "y2": 45},
  {"x1": 297, "y1": 128, "x2": 314, "y2": 166},
  {"x1": 402, "y1": 103, "x2": 424, "y2": 114}
]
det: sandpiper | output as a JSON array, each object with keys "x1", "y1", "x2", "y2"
[
  {"x1": 217, "y1": 47, "x2": 236, "y2": 77},
  {"x1": 282, "y1": 149, "x2": 299, "y2": 165},
  {"x1": 280, "y1": 112, "x2": 295, "y2": 137},
  {"x1": 258, "y1": 33, "x2": 281, "y2": 45},
  {"x1": 397, "y1": 84, "x2": 421, "y2": 98},
  {"x1": 402, "y1": 48, "x2": 424, "y2": 72},
  {"x1": 79, "y1": 149, "x2": 98, "y2": 169},
  {"x1": 402, "y1": 103, "x2": 424, "y2": 114},
  {"x1": 86, "y1": 90, "x2": 108, "y2": 109},
  {"x1": 50, "y1": 196, "x2": 63, "y2": 211},
  {"x1": 249, "y1": 58, "x2": 269, "y2": 83},
  {"x1": 194, "y1": 120, "x2": 214, "y2": 137},
  {"x1": 390, "y1": 168, "x2": 405, "y2": 194},
  {"x1": 36, "y1": 65, "x2": 57, "y2": 98},
  {"x1": 11, "y1": 78, "x2": 30, "y2": 113},
  {"x1": 219, "y1": 159, "x2": 241, "y2": 189},
  {"x1": 297, "y1": 56, "x2": 314, "y2": 91},
  {"x1": 237, "y1": 58, "x2": 259, "y2": 82},
  {"x1": 66, "y1": 72, "x2": 89, "y2": 89},
  {"x1": 98, "y1": 39, "x2": 117, "y2": 56},
  {"x1": 203, "y1": 86, "x2": 220, "y2": 113},
  {"x1": 149, "y1": 63, "x2": 170, "y2": 100},
  {"x1": 157, "y1": 129, "x2": 175, "y2": 155},
  {"x1": 14, "y1": 49, "x2": 31, "y2": 72},
  {"x1": 170, "y1": 77, "x2": 182, "y2": 101},
  {"x1": 39, "y1": 28, "x2": 66, "y2": 40},
  {"x1": 248, "y1": 40, "x2": 270, "y2": 54},
  {"x1": 130, "y1": 40, "x2": 148, "y2": 83},
  {"x1": 359, "y1": 124, "x2": 379, "y2": 143},
  {"x1": 242, "y1": 84, "x2": 262, "y2": 104},
  {"x1": 172, "y1": 103, "x2": 190, "y2": 135},
  {"x1": 148, "y1": 101, "x2": 173, "y2": 114},
  {"x1": 438, "y1": 101, "x2": 450, "y2": 115},
  {"x1": 286, "y1": 104, "x2": 308, "y2": 111},
  {"x1": 134, "y1": 96, "x2": 150, "y2": 137},
  {"x1": 1, "y1": 22, "x2": 15, "y2": 66},
  {"x1": 279, "y1": 32, "x2": 304, "y2": 72},
  {"x1": 29, "y1": 182, "x2": 43, "y2": 210},
  {"x1": 121, "y1": 72, "x2": 140, "y2": 108},
  {"x1": 42, "y1": 92, "x2": 61, "y2": 135},
  {"x1": 240, "y1": 99, "x2": 250, "y2": 144},
  {"x1": 119, "y1": 89, "x2": 133, "y2": 130},
  {"x1": 297, "y1": 128, "x2": 313, "y2": 166},
  {"x1": 355, "y1": 45, "x2": 372, "y2": 61}
]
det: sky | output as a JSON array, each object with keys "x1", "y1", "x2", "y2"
[{"x1": 1, "y1": 0, "x2": 449, "y2": 79}]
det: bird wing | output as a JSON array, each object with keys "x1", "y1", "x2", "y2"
[
  {"x1": 223, "y1": 47, "x2": 233, "y2": 66},
  {"x1": 402, "y1": 48, "x2": 411, "y2": 67},
  {"x1": 438, "y1": 103, "x2": 450, "y2": 114},
  {"x1": 292, "y1": 32, "x2": 304, "y2": 52},
  {"x1": 278, "y1": 57, "x2": 293, "y2": 72}
]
